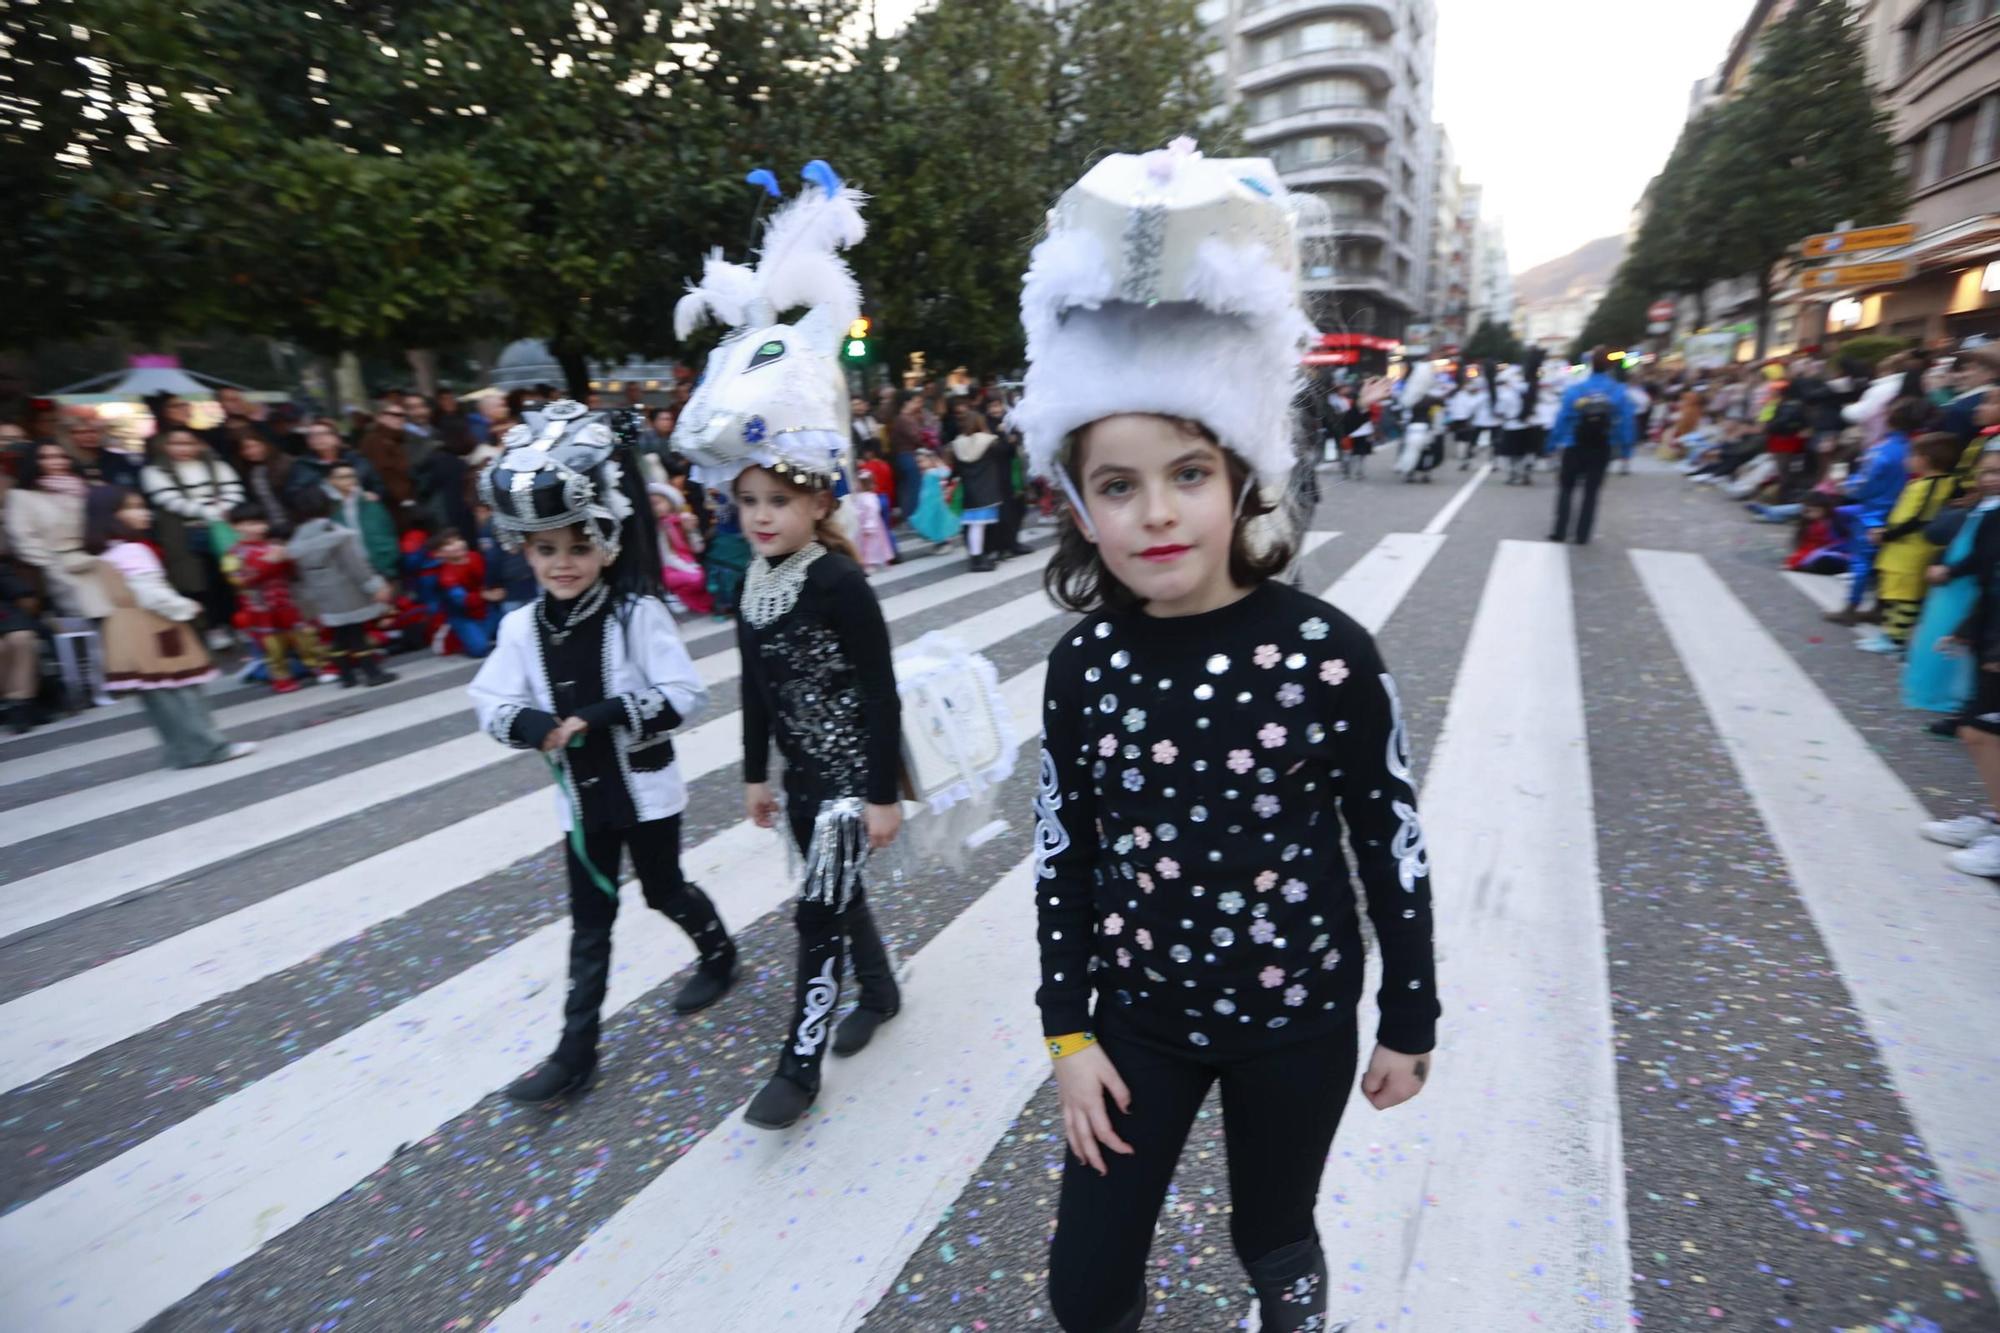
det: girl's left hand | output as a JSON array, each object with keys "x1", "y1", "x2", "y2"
[
  {"x1": 864, "y1": 801, "x2": 902, "y2": 851},
  {"x1": 1361, "y1": 1045, "x2": 1430, "y2": 1111}
]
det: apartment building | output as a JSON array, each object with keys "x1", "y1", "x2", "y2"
[{"x1": 1203, "y1": 0, "x2": 1441, "y2": 339}]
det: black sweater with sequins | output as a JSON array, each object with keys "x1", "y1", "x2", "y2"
[
  {"x1": 1033, "y1": 579, "x2": 1439, "y2": 1056},
  {"x1": 739, "y1": 552, "x2": 902, "y2": 806}
]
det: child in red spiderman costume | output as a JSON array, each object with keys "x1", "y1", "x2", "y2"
[
  {"x1": 224, "y1": 503, "x2": 333, "y2": 693},
  {"x1": 412, "y1": 527, "x2": 498, "y2": 658}
]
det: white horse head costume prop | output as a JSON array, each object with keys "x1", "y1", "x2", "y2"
[{"x1": 670, "y1": 161, "x2": 866, "y2": 493}]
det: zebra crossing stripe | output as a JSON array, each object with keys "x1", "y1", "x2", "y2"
[
  {"x1": 0, "y1": 663, "x2": 1051, "y2": 1333},
  {"x1": 0, "y1": 545, "x2": 1131, "y2": 948},
  {"x1": 1635, "y1": 548, "x2": 2000, "y2": 1281},
  {"x1": 1282, "y1": 539, "x2": 1630, "y2": 1329}
]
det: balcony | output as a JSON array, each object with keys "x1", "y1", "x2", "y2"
[
  {"x1": 1302, "y1": 270, "x2": 1417, "y2": 311},
  {"x1": 1237, "y1": 0, "x2": 1397, "y2": 40},
  {"x1": 1237, "y1": 45, "x2": 1394, "y2": 95},
  {"x1": 1277, "y1": 159, "x2": 1393, "y2": 193},
  {"x1": 1245, "y1": 105, "x2": 1392, "y2": 145},
  {"x1": 1301, "y1": 215, "x2": 1392, "y2": 244}
]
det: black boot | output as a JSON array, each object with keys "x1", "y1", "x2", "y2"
[
  {"x1": 362, "y1": 653, "x2": 400, "y2": 687},
  {"x1": 514, "y1": 920, "x2": 612, "y2": 1105},
  {"x1": 746, "y1": 905, "x2": 844, "y2": 1130},
  {"x1": 832, "y1": 897, "x2": 900, "y2": 1056},
  {"x1": 1246, "y1": 1238, "x2": 1336, "y2": 1332},
  {"x1": 503, "y1": 1054, "x2": 596, "y2": 1104},
  {"x1": 335, "y1": 653, "x2": 359, "y2": 689},
  {"x1": 654, "y1": 881, "x2": 738, "y2": 1014}
]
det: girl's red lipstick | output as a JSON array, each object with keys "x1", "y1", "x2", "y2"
[{"x1": 1139, "y1": 544, "x2": 1191, "y2": 562}]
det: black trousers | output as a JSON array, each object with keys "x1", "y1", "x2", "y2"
[
  {"x1": 1047, "y1": 1008, "x2": 1358, "y2": 1332},
  {"x1": 1552, "y1": 441, "x2": 1613, "y2": 543},
  {"x1": 556, "y1": 814, "x2": 729, "y2": 1068}
]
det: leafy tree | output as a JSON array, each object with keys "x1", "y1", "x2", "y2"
[
  {"x1": 836, "y1": 0, "x2": 1236, "y2": 376},
  {"x1": 1626, "y1": 109, "x2": 1731, "y2": 326},
  {"x1": 1464, "y1": 319, "x2": 1524, "y2": 363},
  {"x1": 1569, "y1": 270, "x2": 1652, "y2": 363},
  {"x1": 1703, "y1": 1, "x2": 1905, "y2": 357}
]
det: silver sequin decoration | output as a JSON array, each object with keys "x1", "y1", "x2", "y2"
[{"x1": 1205, "y1": 655, "x2": 1231, "y2": 675}]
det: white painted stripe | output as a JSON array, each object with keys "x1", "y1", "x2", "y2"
[
  {"x1": 1281, "y1": 538, "x2": 1628, "y2": 1330},
  {"x1": 1635, "y1": 548, "x2": 2000, "y2": 1280},
  {"x1": 0, "y1": 686, "x2": 471, "y2": 850},
  {"x1": 0, "y1": 657, "x2": 471, "y2": 791},
  {"x1": 486, "y1": 856, "x2": 1047, "y2": 1333},
  {"x1": 0, "y1": 552, "x2": 1121, "y2": 1084},
  {"x1": 0, "y1": 663, "x2": 1048, "y2": 1333},
  {"x1": 1324, "y1": 531, "x2": 1446, "y2": 636},
  {"x1": 0, "y1": 547, "x2": 1112, "y2": 937},
  {"x1": 1420, "y1": 461, "x2": 1492, "y2": 536}
]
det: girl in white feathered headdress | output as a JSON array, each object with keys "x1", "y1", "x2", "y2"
[
  {"x1": 1017, "y1": 140, "x2": 1441, "y2": 1333},
  {"x1": 468, "y1": 401, "x2": 739, "y2": 1107},
  {"x1": 672, "y1": 163, "x2": 908, "y2": 1133}
]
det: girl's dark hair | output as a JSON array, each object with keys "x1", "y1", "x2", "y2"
[
  {"x1": 1915, "y1": 431, "x2": 1963, "y2": 474},
  {"x1": 1888, "y1": 397, "x2": 1932, "y2": 433},
  {"x1": 18, "y1": 439, "x2": 73, "y2": 490},
  {"x1": 82, "y1": 485, "x2": 143, "y2": 554},
  {"x1": 425, "y1": 526, "x2": 464, "y2": 553},
  {"x1": 1043, "y1": 418, "x2": 1295, "y2": 615},
  {"x1": 229, "y1": 502, "x2": 270, "y2": 526}
]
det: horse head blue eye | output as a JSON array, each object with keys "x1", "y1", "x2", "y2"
[{"x1": 748, "y1": 340, "x2": 787, "y2": 370}]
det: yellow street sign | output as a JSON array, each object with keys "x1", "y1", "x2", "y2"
[
  {"x1": 1801, "y1": 260, "x2": 1916, "y2": 290},
  {"x1": 1801, "y1": 224, "x2": 1917, "y2": 258}
]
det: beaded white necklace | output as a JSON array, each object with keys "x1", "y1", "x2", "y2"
[{"x1": 741, "y1": 542, "x2": 826, "y2": 628}]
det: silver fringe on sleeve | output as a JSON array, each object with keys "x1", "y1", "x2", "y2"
[{"x1": 800, "y1": 795, "x2": 870, "y2": 912}]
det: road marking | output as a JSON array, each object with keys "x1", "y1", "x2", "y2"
[
  {"x1": 485, "y1": 856, "x2": 1046, "y2": 1333},
  {"x1": 1636, "y1": 548, "x2": 2000, "y2": 1283},
  {"x1": 0, "y1": 657, "x2": 470, "y2": 791},
  {"x1": 1421, "y1": 462, "x2": 1493, "y2": 536},
  {"x1": 0, "y1": 663, "x2": 1050, "y2": 1333}
]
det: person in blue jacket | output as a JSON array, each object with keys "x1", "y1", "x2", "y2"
[
  {"x1": 1546, "y1": 349, "x2": 1638, "y2": 545},
  {"x1": 1826, "y1": 396, "x2": 1928, "y2": 622}
]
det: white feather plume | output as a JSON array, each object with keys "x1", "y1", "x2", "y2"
[
  {"x1": 755, "y1": 185, "x2": 868, "y2": 328},
  {"x1": 1020, "y1": 230, "x2": 1113, "y2": 344},
  {"x1": 673, "y1": 250, "x2": 758, "y2": 339},
  {"x1": 1402, "y1": 360, "x2": 1437, "y2": 404},
  {"x1": 1185, "y1": 238, "x2": 1300, "y2": 326}
]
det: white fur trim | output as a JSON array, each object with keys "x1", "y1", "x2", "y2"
[{"x1": 1013, "y1": 301, "x2": 1305, "y2": 493}]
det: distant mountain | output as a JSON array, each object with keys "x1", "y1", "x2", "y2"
[{"x1": 1514, "y1": 235, "x2": 1627, "y2": 305}]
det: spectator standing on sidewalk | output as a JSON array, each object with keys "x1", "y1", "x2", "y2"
[{"x1": 1546, "y1": 349, "x2": 1636, "y2": 546}]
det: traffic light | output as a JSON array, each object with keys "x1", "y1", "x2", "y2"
[{"x1": 844, "y1": 317, "x2": 871, "y2": 362}]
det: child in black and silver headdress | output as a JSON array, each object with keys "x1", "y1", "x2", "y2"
[{"x1": 469, "y1": 399, "x2": 739, "y2": 1105}]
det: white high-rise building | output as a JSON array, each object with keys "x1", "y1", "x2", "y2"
[{"x1": 1202, "y1": 0, "x2": 1440, "y2": 339}]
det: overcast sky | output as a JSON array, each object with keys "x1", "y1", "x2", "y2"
[
  {"x1": 868, "y1": 0, "x2": 1754, "y2": 277},
  {"x1": 1433, "y1": 0, "x2": 1750, "y2": 273}
]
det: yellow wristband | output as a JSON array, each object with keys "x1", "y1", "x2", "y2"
[{"x1": 1046, "y1": 1032, "x2": 1097, "y2": 1060}]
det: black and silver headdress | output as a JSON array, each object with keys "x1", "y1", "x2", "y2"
[{"x1": 478, "y1": 398, "x2": 638, "y2": 555}]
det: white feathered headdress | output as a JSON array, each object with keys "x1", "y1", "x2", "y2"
[
  {"x1": 670, "y1": 162, "x2": 868, "y2": 491},
  {"x1": 1011, "y1": 139, "x2": 1316, "y2": 499}
]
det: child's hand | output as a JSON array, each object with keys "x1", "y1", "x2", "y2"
[
  {"x1": 1052, "y1": 1043, "x2": 1134, "y2": 1176},
  {"x1": 374, "y1": 585, "x2": 394, "y2": 605},
  {"x1": 864, "y1": 801, "x2": 902, "y2": 850},
  {"x1": 1940, "y1": 635, "x2": 1966, "y2": 656},
  {"x1": 1868, "y1": 527, "x2": 1885, "y2": 543},
  {"x1": 1928, "y1": 564, "x2": 1952, "y2": 586},
  {"x1": 1362, "y1": 1045, "x2": 1429, "y2": 1110},
  {"x1": 541, "y1": 717, "x2": 588, "y2": 752},
  {"x1": 746, "y1": 782, "x2": 779, "y2": 829}
]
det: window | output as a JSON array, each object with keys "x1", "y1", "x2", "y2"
[
  {"x1": 1922, "y1": 119, "x2": 1949, "y2": 186},
  {"x1": 1977, "y1": 93, "x2": 2000, "y2": 166},
  {"x1": 1944, "y1": 106, "x2": 1978, "y2": 178},
  {"x1": 1269, "y1": 133, "x2": 1374, "y2": 172},
  {"x1": 1249, "y1": 18, "x2": 1370, "y2": 67},
  {"x1": 1944, "y1": 0, "x2": 1976, "y2": 31},
  {"x1": 1248, "y1": 75, "x2": 1373, "y2": 122}
]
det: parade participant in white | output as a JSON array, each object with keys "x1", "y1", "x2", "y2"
[{"x1": 469, "y1": 399, "x2": 735, "y2": 1105}]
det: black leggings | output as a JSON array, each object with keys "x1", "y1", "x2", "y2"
[
  {"x1": 1047, "y1": 1009, "x2": 1359, "y2": 1332},
  {"x1": 557, "y1": 814, "x2": 729, "y2": 1067}
]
